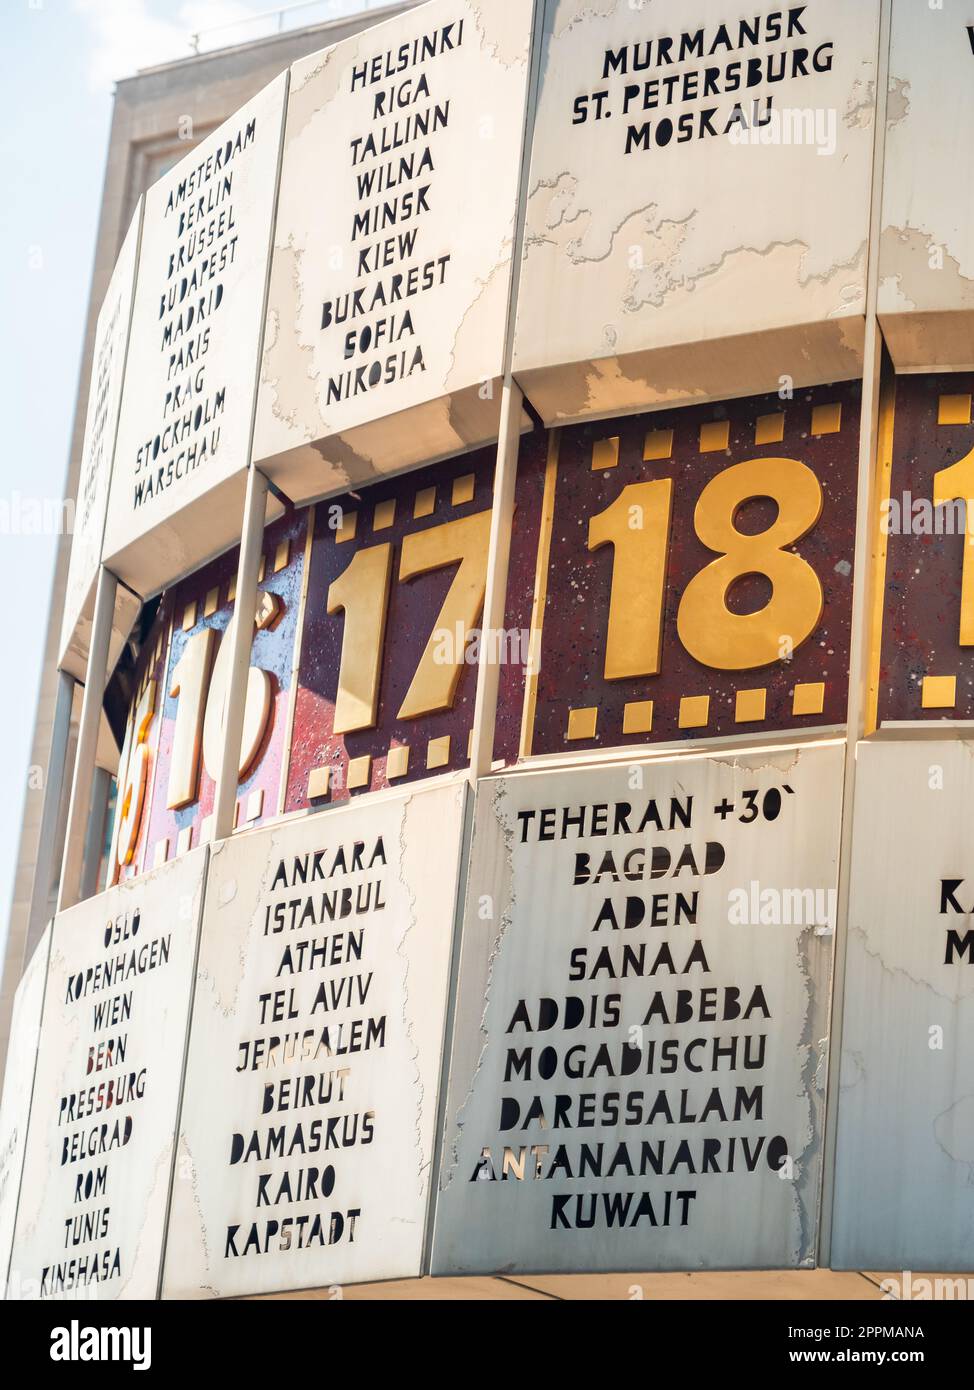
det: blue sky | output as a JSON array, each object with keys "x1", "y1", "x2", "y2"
[{"x1": 0, "y1": 0, "x2": 325, "y2": 967}]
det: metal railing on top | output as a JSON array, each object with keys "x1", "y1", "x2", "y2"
[{"x1": 188, "y1": 0, "x2": 393, "y2": 56}]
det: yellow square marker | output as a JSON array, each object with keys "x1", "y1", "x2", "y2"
[
  {"x1": 700, "y1": 421, "x2": 730, "y2": 453},
  {"x1": 427, "y1": 736, "x2": 451, "y2": 770},
  {"x1": 567, "y1": 707, "x2": 598, "y2": 741},
  {"x1": 939, "y1": 394, "x2": 972, "y2": 426},
  {"x1": 347, "y1": 756, "x2": 371, "y2": 790},
  {"x1": 336, "y1": 511, "x2": 357, "y2": 544},
  {"x1": 922, "y1": 675, "x2": 957, "y2": 709},
  {"x1": 755, "y1": 413, "x2": 785, "y2": 445},
  {"x1": 176, "y1": 826, "x2": 193, "y2": 857},
  {"x1": 153, "y1": 840, "x2": 169, "y2": 870},
  {"x1": 373, "y1": 499, "x2": 396, "y2": 530},
  {"x1": 679, "y1": 696, "x2": 710, "y2": 729},
  {"x1": 273, "y1": 539, "x2": 290, "y2": 573},
  {"x1": 623, "y1": 701, "x2": 654, "y2": 735},
  {"x1": 793, "y1": 682, "x2": 826, "y2": 717},
  {"x1": 182, "y1": 601, "x2": 197, "y2": 632},
  {"x1": 246, "y1": 789, "x2": 264, "y2": 823},
  {"x1": 203, "y1": 587, "x2": 220, "y2": 619},
  {"x1": 644, "y1": 429, "x2": 673, "y2": 461},
  {"x1": 308, "y1": 767, "x2": 331, "y2": 800},
  {"x1": 736, "y1": 688, "x2": 768, "y2": 723},
  {"x1": 386, "y1": 745, "x2": 410, "y2": 780},
  {"x1": 811, "y1": 403, "x2": 842, "y2": 436},
  {"x1": 452, "y1": 474, "x2": 476, "y2": 505},
  {"x1": 414, "y1": 488, "x2": 436, "y2": 519},
  {"x1": 592, "y1": 437, "x2": 620, "y2": 471}
]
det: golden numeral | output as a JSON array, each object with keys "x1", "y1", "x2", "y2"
[
  {"x1": 588, "y1": 479, "x2": 673, "y2": 680},
  {"x1": 933, "y1": 443, "x2": 974, "y2": 645},
  {"x1": 678, "y1": 457, "x2": 823, "y2": 670},
  {"x1": 167, "y1": 627, "x2": 217, "y2": 810},
  {"x1": 202, "y1": 612, "x2": 274, "y2": 782},
  {"x1": 115, "y1": 679, "x2": 156, "y2": 868},
  {"x1": 167, "y1": 600, "x2": 277, "y2": 811},
  {"x1": 398, "y1": 510, "x2": 492, "y2": 719},
  {"x1": 327, "y1": 510, "x2": 492, "y2": 734},
  {"x1": 327, "y1": 545, "x2": 393, "y2": 735}
]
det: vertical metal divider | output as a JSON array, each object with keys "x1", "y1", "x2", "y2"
[
  {"x1": 426, "y1": 0, "x2": 549, "y2": 1278},
  {"x1": 24, "y1": 668, "x2": 75, "y2": 950},
  {"x1": 468, "y1": 0, "x2": 548, "y2": 783},
  {"x1": 277, "y1": 503, "x2": 316, "y2": 818},
  {"x1": 816, "y1": 0, "x2": 893, "y2": 1270},
  {"x1": 421, "y1": 778, "x2": 475, "y2": 1277},
  {"x1": 155, "y1": 842, "x2": 211, "y2": 1302},
  {"x1": 57, "y1": 564, "x2": 119, "y2": 912},
  {"x1": 211, "y1": 67, "x2": 291, "y2": 845}
]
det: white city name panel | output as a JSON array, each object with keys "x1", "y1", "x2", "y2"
[
  {"x1": 163, "y1": 782, "x2": 466, "y2": 1297},
  {"x1": 60, "y1": 204, "x2": 142, "y2": 680},
  {"x1": 7, "y1": 852, "x2": 206, "y2": 1300},
  {"x1": 253, "y1": 0, "x2": 535, "y2": 502},
  {"x1": 104, "y1": 77, "x2": 287, "y2": 597},
  {"x1": 0, "y1": 929, "x2": 49, "y2": 1297},
  {"x1": 433, "y1": 746, "x2": 843, "y2": 1274},
  {"x1": 513, "y1": 0, "x2": 879, "y2": 422},
  {"x1": 831, "y1": 741, "x2": 974, "y2": 1272}
]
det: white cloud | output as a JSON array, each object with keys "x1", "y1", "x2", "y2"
[{"x1": 71, "y1": 0, "x2": 267, "y2": 90}]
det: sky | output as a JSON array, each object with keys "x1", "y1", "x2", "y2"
[{"x1": 0, "y1": 0, "x2": 345, "y2": 968}]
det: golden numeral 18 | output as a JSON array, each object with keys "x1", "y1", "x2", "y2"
[{"x1": 589, "y1": 456, "x2": 824, "y2": 675}]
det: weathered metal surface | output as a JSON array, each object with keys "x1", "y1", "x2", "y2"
[
  {"x1": 0, "y1": 929, "x2": 49, "y2": 1296},
  {"x1": 831, "y1": 740, "x2": 974, "y2": 1272},
  {"x1": 59, "y1": 204, "x2": 142, "y2": 680},
  {"x1": 7, "y1": 851, "x2": 206, "y2": 1300},
  {"x1": 513, "y1": 0, "x2": 877, "y2": 422},
  {"x1": 163, "y1": 782, "x2": 467, "y2": 1297},
  {"x1": 502, "y1": 386, "x2": 859, "y2": 762},
  {"x1": 877, "y1": 372, "x2": 974, "y2": 724},
  {"x1": 432, "y1": 745, "x2": 842, "y2": 1275},
  {"x1": 285, "y1": 448, "x2": 494, "y2": 808},
  {"x1": 104, "y1": 76, "x2": 287, "y2": 598},
  {"x1": 880, "y1": 2, "x2": 974, "y2": 372},
  {"x1": 253, "y1": 0, "x2": 535, "y2": 501}
]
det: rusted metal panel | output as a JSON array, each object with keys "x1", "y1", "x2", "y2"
[
  {"x1": 502, "y1": 385, "x2": 859, "y2": 762},
  {"x1": 284, "y1": 446, "x2": 495, "y2": 808},
  {"x1": 877, "y1": 373, "x2": 974, "y2": 724}
]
